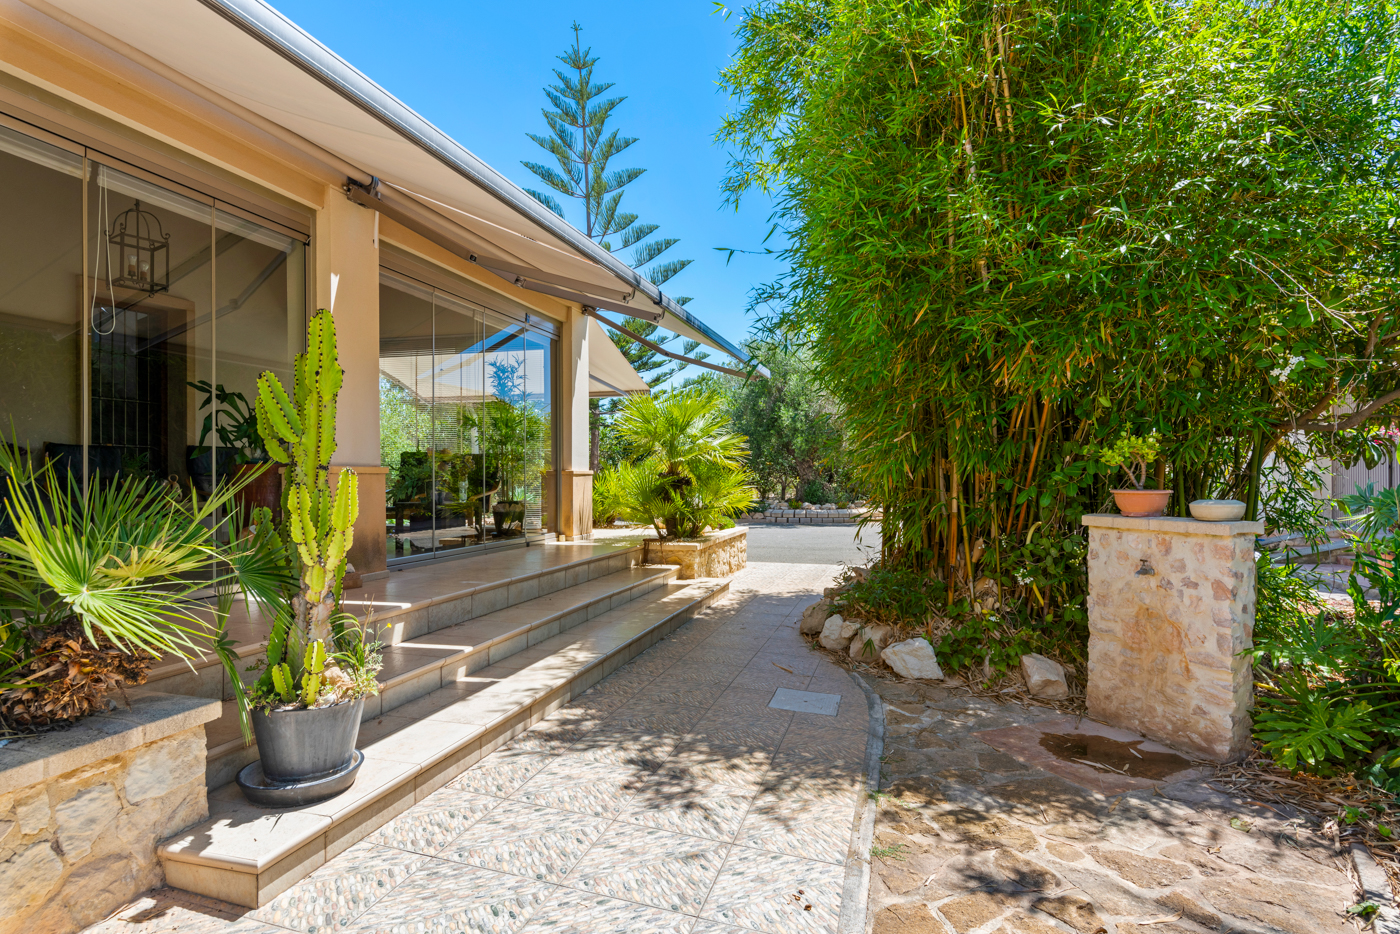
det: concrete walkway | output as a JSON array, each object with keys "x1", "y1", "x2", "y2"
[{"x1": 86, "y1": 562, "x2": 874, "y2": 934}]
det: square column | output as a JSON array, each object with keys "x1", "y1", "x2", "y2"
[
  {"x1": 556, "y1": 306, "x2": 593, "y2": 540},
  {"x1": 1082, "y1": 514, "x2": 1261, "y2": 761},
  {"x1": 314, "y1": 186, "x2": 386, "y2": 572}
]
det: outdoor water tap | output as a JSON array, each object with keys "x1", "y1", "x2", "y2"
[{"x1": 1136, "y1": 558, "x2": 1156, "y2": 576}]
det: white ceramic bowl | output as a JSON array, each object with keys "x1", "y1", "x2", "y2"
[{"x1": 1189, "y1": 499, "x2": 1246, "y2": 521}]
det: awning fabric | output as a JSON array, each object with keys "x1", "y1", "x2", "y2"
[
  {"x1": 35, "y1": 0, "x2": 763, "y2": 373},
  {"x1": 588, "y1": 319, "x2": 649, "y2": 398}
]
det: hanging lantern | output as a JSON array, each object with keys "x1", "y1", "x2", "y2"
[{"x1": 108, "y1": 200, "x2": 170, "y2": 294}]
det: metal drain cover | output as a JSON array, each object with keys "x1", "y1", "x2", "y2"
[{"x1": 768, "y1": 688, "x2": 841, "y2": 716}]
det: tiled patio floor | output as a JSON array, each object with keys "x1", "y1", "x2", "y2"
[{"x1": 86, "y1": 562, "x2": 872, "y2": 934}]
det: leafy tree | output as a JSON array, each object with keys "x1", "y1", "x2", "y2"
[
  {"x1": 718, "y1": 0, "x2": 1400, "y2": 661},
  {"x1": 722, "y1": 342, "x2": 845, "y2": 501}
]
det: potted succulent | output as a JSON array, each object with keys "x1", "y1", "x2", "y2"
[
  {"x1": 226, "y1": 310, "x2": 382, "y2": 807},
  {"x1": 1101, "y1": 431, "x2": 1172, "y2": 517}
]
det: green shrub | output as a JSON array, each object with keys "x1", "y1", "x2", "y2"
[
  {"x1": 613, "y1": 388, "x2": 756, "y2": 539},
  {"x1": 593, "y1": 464, "x2": 625, "y2": 527}
]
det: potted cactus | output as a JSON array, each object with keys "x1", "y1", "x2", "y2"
[
  {"x1": 228, "y1": 310, "x2": 382, "y2": 807},
  {"x1": 1100, "y1": 431, "x2": 1172, "y2": 517}
]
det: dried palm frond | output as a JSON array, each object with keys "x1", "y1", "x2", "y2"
[{"x1": 0, "y1": 618, "x2": 156, "y2": 726}]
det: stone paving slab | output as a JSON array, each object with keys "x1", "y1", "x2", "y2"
[
  {"x1": 860, "y1": 674, "x2": 1359, "y2": 934},
  {"x1": 84, "y1": 562, "x2": 873, "y2": 934}
]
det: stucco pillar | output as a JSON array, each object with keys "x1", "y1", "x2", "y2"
[
  {"x1": 1082, "y1": 514, "x2": 1261, "y2": 761},
  {"x1": 313, "y1": 187, "x2": 385, "y2": 574},
  {"x1": 557, "y1": 306, "x2": 592, "y2": 540}
]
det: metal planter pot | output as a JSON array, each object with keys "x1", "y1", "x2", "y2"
[{"x1": 237, "y1": 697, "x2": 365, "y2": 807}]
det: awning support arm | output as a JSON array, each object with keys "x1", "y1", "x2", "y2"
[{"x1": 582, "y1": 308, "x2": 759, "y2": 381}]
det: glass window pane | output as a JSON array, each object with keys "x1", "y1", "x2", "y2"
[
  {"x1": 524, "y1": 330, "x2": 553, "y2": 537},
  {"x1": 212, "y1": 208, "x2": 304, "y2": 509},
  {"x1": 89, "y1": 164, "x2": 213, "y2": 488},
  {"x1": 379, "y1": 272, "x2": 435, "y2": 559},
  {"x1": 0, "y1": 127, "x2": 82, "y2": 469}
]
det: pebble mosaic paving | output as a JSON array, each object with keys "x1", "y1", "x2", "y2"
[{"x1": 85, "y1": 562, "x2": 870, "y2": 934}]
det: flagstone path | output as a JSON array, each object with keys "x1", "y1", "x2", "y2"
[
  {"x1": 85, "y1": 562, "x2": 875, "y2": 934},
  {"x1": 860, "y1": 677, "x2": 1359, "y2": 934}
]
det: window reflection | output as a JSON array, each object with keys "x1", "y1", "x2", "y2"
[{"x1": 379, "y1": 269, "x2": 555, "y2": 561}]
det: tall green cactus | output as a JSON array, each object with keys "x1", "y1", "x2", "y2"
[{"x1": 255, "y1": 309, "x2": 359, "y2": 647}]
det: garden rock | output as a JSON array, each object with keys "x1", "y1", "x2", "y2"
[
  {"x1": 849, "y1": 623, "x2": 896, "y2": 661},
  {"x1": 819, "y1": 614, "x2": 858, "y2": 651},
  {"x1": 882, "y1": 638, "x2": 944, "y2": 681},
  {"x1": 1021, "y1": 653, "x2": 1069, "y2": 698},
  {"x1": 799, "y1": 598, "x2": 831, "y2": 635}
]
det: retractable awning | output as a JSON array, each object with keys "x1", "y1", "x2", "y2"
[
  {"x1": 36, "y1": 0, "x2": 766, "y2": 376},
  {"x1": 588, "y1": 319, "x2": 649, "y2": 398}
]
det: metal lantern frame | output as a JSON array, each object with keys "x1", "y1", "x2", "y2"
[{"x1": 108, "y1": 199, "x2": 170, "y2": 294}]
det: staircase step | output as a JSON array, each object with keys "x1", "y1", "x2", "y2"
[
  {"x1": 159, "y1": 578, "x2": 729, "y2": 908},
  {"x1": 142, "y1": 542, "x2": 645, "y2": 709},
  {"x1": 201, "y1": 564, "x2": 678, "y2": 789}
]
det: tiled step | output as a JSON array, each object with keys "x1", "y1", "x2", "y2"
[
  {"x1": 142, "y1": 543, "x2": 645, "y2": 710},
  {"x1": 158, "y1": 578, "x2": 729, "y2": 908},
  {"x1": 200, "y1": 564, "x2": 679, "y2": 789}
]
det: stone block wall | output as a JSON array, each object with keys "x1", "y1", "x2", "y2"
[
  {"x1": 0, "y1": 694, "x2": 219, "y2": 934},
  {"x1": 646, "y1": 527, "x2": 747, "y2": 579},
  {"x1": 1082, "y1": 515, "x2": 1260, "y2": 762}
]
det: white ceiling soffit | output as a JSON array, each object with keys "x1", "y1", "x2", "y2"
[
  {"x1": 35, "y1": 0, "x2": 764, "y2": 374},
  {"x1": 588, "y1": 318, "x2": 649, "y2": 398}
]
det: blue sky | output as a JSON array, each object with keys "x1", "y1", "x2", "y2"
[{"x1": 273, "y1": 0, "x2": 784, "y2": 358}]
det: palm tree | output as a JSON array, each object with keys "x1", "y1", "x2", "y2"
[{"x1": 614, "y1": 386, "x2": 752, "y2": 538}]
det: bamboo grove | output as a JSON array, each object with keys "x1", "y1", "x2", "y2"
[{"x1": 719, "y1": 0, "x2": 1400, "y2": 657}]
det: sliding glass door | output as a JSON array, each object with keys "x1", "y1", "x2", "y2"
[
  {"x1": 0, "y1": 120, "x2": 305, "y2": 497},
  {"x1": 379, "y1": 269, "x2": 556, "y2": 562}
]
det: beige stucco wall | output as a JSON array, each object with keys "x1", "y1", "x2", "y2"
[{"x1": 1082, "y1": 515, "x2": 1259, "y2": 762}]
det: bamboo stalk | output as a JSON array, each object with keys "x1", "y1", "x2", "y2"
[{"x1": 1016, "y1": 399, "x2": 1051, "y2": 533}]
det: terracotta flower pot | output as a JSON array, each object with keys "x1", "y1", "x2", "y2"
[{"x1": 1112, "y1": 488, "x2": 1172, "y2": 518}]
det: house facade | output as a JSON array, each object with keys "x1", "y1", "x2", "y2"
[{"x1": 0, "y1": 0, "x2": 753, "y2": 575}]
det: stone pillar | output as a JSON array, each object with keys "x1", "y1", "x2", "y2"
[
  {"x1": 1082, "y1": 514, "x2": 1261, "y2": 762},
  {"x1": 557, "y1": 306, "x2": 593, "y2": 540}
]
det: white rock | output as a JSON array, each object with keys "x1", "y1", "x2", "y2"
[
  {"x1": 1021, "y1": 653, "x2": 1069, "y2": 699},
  {"x1": 54, "y1": 784, "x2": 120, "y2": 860},
  {"x1": 819, "y1": 614, "x2": 857, "y2": 651},
  {"x1": 849, "y1": 624, "x2": 896, "y2": 661},
  {"x1": 799, "y1": 599, "x2": 831, "y2": 635},
  {"x1": 881, "y1": 638, "x2": 944, "y2": 681},
  {"x1": 0, "y1": 841, "x2": 64, "y2": 915}
]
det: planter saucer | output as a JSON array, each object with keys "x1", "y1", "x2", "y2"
[{"x1": 237, "y1": 749, "x2": 364, "y2": 807}]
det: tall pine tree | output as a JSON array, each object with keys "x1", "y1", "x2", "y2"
[{"x1": 523, "y1": 23, "x2": 710, "y2": 468}]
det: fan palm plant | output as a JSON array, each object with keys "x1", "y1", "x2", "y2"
[
  {"x1": 614, "y1": 387, "x2": 754, "y2": 539},
  {"x1": 0, "y1": 445, "x2": 289, "y2": 728}
]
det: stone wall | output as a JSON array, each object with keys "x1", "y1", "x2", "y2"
[
  {"x1": 1082, "y1": 515, "x2": 1260, "y2": 762},
  {"x1": 0, "y1": 693, "x2": 219, "y2": 934},
  {"x1": 645, "y1": 527, "x2": 747, "y2": 579}
]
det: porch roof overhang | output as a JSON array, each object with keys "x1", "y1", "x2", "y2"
[{"x1": 35, "y1": 0, "x2": 766, "y2": 377}]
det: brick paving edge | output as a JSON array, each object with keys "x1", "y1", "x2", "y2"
[{"x1": 837, "y1": 670, "x2": 885, "y2": 934}]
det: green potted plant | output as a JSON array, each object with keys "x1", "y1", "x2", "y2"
[
  {"x1": 186, "y1": 380, "x2": 281, "y2": 518},
  {"x1": 230, "y1": 310, "x2": 382, "y2": 807},
  {"x1": 1100, "y1": 431, "x2": 1171, "y2": 517}
]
